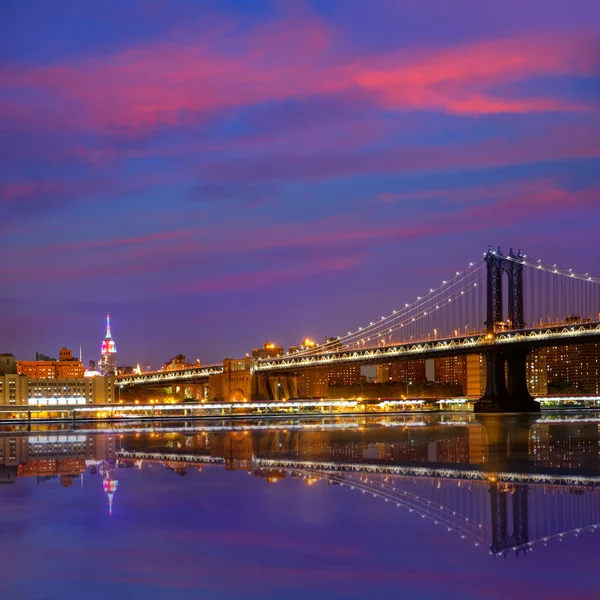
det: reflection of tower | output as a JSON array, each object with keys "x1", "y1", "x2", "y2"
[
  {"x1": 100, "y1": 461, "x2": 119, "y2": 516},
  {"x1": 99, "y1": 313, "x2": 118, "y2": 375},
  {"x1": 490, "y1": 481, "x2": 529, "y2": 556}
]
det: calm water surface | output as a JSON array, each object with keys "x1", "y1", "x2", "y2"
[{"x1": 1, "y1": 412, "x2": 599, "y2": 599}]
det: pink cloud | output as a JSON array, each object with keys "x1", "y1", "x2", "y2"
[
  {"x1": 351, "y1": 32, "x2": 598, "y2": 114},
  {"x1": 2, "y1": 21, "x2": 597, "y2": 141}
]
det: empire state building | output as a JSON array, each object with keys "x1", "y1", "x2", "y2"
[{"x1": 99, "y1": 313, "x2": 118, "y2": 375}]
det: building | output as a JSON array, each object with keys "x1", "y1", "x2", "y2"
[
  {"x1": 327, "y1": 364, "x2": 364, "y2": 386},
  {"x1": 99, "y1": 313, "x2": 118, "y2": 375},
  {"x1": 465, "y1": 354, "x2": 486, "y2": 398},
  {"x1": 0, "y1": 373, "x2": 116, "y2": 407},
  {"x1": 376, "y1": 360, "x2": 427, "y2": 385},
  {"x1": 16, "y1": 347, "x2": 84, "y2": 379},
  {"x1": 162, "y1": 354, "x2": 196, "y2": 371},
  {"x1": 526, "y1": 350, "x2": 548, "y2": 396},
  {"x1": 289, "y1": 338, "x2": 317, "y2": 354},
  {"x1": 0, "y1": 354, "x2": 16, "y2": 375},
  {"x1": 434, "y1": 356, "x2": 467, "y2": 389},
  {"x1": 543, "y1": 343, "x2": 600, "y2": 394},
  {"x1": 252, "y1": 342, "x2": 284, "y2": 360}
]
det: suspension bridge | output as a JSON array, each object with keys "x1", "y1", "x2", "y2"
[{"x1": 117, "y1": 247, "x2": 600, "y2": 412}]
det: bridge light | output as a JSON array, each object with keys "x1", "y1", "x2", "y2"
[
  {"x1": 393, "y1": 310, "x2": 397, "y2": 314},
  {"x1": 370, "y1": 322, "x2": 374, "y2": 325},
  {"x1": 469, "y1": 262, "x2": 473, "y2": 266},
  {"x1": 417, "y1": 297, "x2": 421, "y2": 300},
  {"x1": 473, "y1": 283, "x2": 477, "y2": 287},
  {"x1": 442, "y1": 281, "x2": 447, "y2": 285}
]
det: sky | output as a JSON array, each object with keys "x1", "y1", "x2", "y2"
[{"x1": 2, "y1": 0, "x2": 600, "y2": 368}]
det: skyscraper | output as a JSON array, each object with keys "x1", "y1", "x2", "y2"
[{"x1": 98, "y1": 313, "x2": 118, "y2": 375}]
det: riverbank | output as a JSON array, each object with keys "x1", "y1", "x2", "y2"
[{"x1": 0, "y1": 396, "x2": 599, "y2": 425}]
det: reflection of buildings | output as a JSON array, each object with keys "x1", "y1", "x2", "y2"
[
  {"x1": 0, "y1": 433, "x2": 117, "y2": 492},
  {"x1": 530, "y1": 423, "x2": 599, "y2": 470},
  {"x1": 2, "y1": 419, "x2": 599, "y2": 556}
]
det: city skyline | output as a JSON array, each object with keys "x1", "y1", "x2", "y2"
[{"x1": 2, "y1": 1, "x2": 600, "y2": 367}]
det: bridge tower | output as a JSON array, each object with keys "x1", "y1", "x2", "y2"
[
  {"x1": 485, "y1": 247, "x2": 525, "y2": 333},
  {"x1": 477, "y1": 248, "x2": 539, "y2": 413}
]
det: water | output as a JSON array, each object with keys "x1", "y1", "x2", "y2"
[{"x1": 1, "y1": 412, "x2": 599, "y2": 599}]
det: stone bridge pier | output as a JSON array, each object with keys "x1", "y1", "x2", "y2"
[
  {"x1": 475, "y1": 347, "x2": 540, "y2": 413},
  {"x1": 209, "y1": 358, "x2": 297, "y2": 402}
]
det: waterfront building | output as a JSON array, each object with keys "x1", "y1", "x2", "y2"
[
  {"x1": 0, "y1": 373, "x2": 116, "y2": 406},
  {"x1": 98, "y1": 313, "x2": 117, "y2": 375}
]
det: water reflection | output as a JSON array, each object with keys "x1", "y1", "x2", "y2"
[{"x1": 1, "y1": 413, "x2": 599, "y2": 559}]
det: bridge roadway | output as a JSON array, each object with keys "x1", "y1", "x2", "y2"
[
  {"x1": 113, "y1": 449, "x2": 600, "y2": 488},
  {"x1": 256, "y1": 321, "x2": 600, "y2": 373},
  {"x1": 115, "y1": 321, "x2": 600, "y2": 387}
]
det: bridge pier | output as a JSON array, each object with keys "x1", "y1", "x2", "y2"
[{"x1": 475, "y1": 348, "x2": 539, "y2": 413}]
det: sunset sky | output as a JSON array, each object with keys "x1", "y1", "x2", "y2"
[{"x1": 2, "y1": 1, "x2": 600, "y2": 367}]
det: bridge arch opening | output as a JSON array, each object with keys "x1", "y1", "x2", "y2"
[{"x1": 229, "y1": 389, "x2": 246, "y2": 402}]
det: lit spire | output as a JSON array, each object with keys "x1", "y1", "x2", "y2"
[{"x1": 105, "y1": 313, "x2": 112, "y2": 339}]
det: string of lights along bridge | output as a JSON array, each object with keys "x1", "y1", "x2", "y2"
[{"x1": 287, "y1": 247, "x2": 600, "y2": 357}]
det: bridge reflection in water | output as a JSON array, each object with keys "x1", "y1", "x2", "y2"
[{"x1": 1, "y1": 413, "x2": 599, "y2": 557}]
